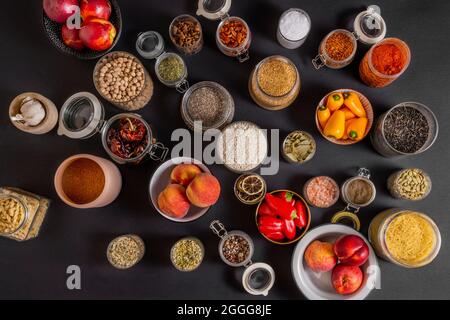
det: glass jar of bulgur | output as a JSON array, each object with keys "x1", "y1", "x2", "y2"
[
  {"x1": 368, "y1": 209, "x2": 441, "y2": 268},
  {"x1": 0, "y1": 187, "x2": 50, "y2": 242},
  {"x1": 249, "y1": 55, "x2": 300, "y2": 110}
]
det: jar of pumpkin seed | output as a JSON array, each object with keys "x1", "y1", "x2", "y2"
[
  {"x1": 387, "y1": 168, "x2": 432, "y2": 201},
  {"x1": 281, "y1": 130, "x2": 316, "y2": 164}
]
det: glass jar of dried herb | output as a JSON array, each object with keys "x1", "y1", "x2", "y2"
[{"x1": 0, "y1": 187, "x2": 50, "y2": 242}]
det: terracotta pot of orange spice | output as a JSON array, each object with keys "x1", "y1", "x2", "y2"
[{"x1": 54, "y1": 154, "x2": 122, "y2": 209}]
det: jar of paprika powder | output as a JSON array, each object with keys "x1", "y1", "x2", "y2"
[{"x1": 359, "y1": 38, "x2": 411, "y2": 88}]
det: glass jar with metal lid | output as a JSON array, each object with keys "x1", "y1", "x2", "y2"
[
  {"x1": 249, "y1": 55, "x2": 300, "y2": 110},
  {"x1": 210, "y1": 220, "x2": 275, "y2": 296},
  {"x1": 196, "y1": 0, "x2": 251, "y2": 62},
  {"x1": 180, "y1": 81, "x2": 235, "y2": 132},
  {"x1": 93, "y1": 51, "x2": 154, "y2": 111},
  {"x1": 312, "y1": 5, "x2": 387, "y2": 69},
  {"x1": 57, "y1": 92, "x2": 168, "y2": 165},
  {"x1": 331, "y1": 168, "x2": 377, "y2": 231},
  {"x1": 0, "y1": 187, "x2": 50, "y2": 242},
  {"x1": 136, "y1": 31, "x2": 189, "y2": 93},
  {"x1": 169, "y1": 14, "x2": 204, "y2": 55}
]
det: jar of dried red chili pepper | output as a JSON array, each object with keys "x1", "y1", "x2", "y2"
[
  {"x1": 359, "y1": 38, "x2": 411, "y2": 88},
  {"x1": 57, "y1": 92, "x2": 168, "y2": 165},
  {"x1": 196, "y1": 0, "x2": 251, "y2": 62}
]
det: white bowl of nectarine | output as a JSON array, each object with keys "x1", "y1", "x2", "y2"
[
  {"x1": 291, "y1": 224, "x2": 379, "y2": 300},
  {"x1": 149, "y1": 157, "x2": 221, "y2": 222}
]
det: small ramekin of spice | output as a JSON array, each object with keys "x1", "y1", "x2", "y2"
[
  {"x1": 249, "y1": 55, "x2": 300, "y2": 110},
  {"x1": 170, "y1": 237, "x2": 204, "y2": 272},
  {"x1": 217, "y1": 121, "x2": 268, "y2": 173},
  {"x1": 169, "y1": 14, "x2": 203, "y2": 55},
  {"x1": 93, "y1": 51, "x2": 153, "y2": 111},
  {"x1": 369, "y1": 209, "x2": 441, "y2": 268},
  {"x1": 181, "y1": 81, "x2": 235, "y2": 131},
  {"x1": 387, "y1": 168, "x2": 432, "y2": 201},
  {"x1": 313, "y1": 29, "x2": 357, "y2": 69},
  {"x1": 282, "y1": 131, "x2": 316, "y2": 164},
  {"x1": 303, "y1": 176, "x2": 340, "y2": 208},
  {"x1": 341, "y1": 168, "x2": 376, "y2": 208},
  {"x1": 234, "y1": 174, "x2": 267, "y2": 205},
  {"x1": 371, "y1": 102, "x2": 438, "y2": 157},
  {"x1": 217, "y1": 17, "x2": 251, "y2": 62},
  {"x1": 107, "y1": 234, "x2": 145, "y2": 270}
]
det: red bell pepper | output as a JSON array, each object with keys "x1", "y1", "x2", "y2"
[
  {"x1": 294, "y1": 201, "x2": 308, "y2": 229},
  {"x1": 265, "y1": 194, "x2": 297, "y2": 220},
  {"x1": 276, "y1": 191, "x2": 295, "y2": 206},
  {"x1": 261, "y1": 230, "x2": 285, "y2": 241},
  {"x1": 282, "y1": 219, "x2": 296, "y2": 240},
  {"x1": 258, "y1": 202, "x2": 277, "y2": 217},
  {"x1": 258, "y1": 216, "x2": 283, "y2": 231}
]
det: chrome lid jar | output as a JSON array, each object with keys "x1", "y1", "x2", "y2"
[
  {"x1": 277, "y1": 8, "x2": 311, "y2": 49},
  {"x1": 249, "y1": 55, "x2": 300, "y2": 110},
  {"x1": 210, "y1": 220, "x2": 275, "y2": 296},
  {"x1": 312, "y1": 5, "x2": 387, "y2": 70},
  {"x1": 57, "y1": 92, "x2": 168, "y2": 165},
  {"x1": 136, "y1": 31, "x2": 189, "y2": 93},
  {"x1": 197, "y1": 0, "x2": 251, "y2": 62}
]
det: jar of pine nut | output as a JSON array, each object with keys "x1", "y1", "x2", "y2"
[{"x1": 0, "y1": 187, "x2": 50, "y2": 242}]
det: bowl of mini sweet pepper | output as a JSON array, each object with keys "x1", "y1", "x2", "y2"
[
  {"x1": 255, "y1": 190, "x2": 311, "y2": 245},
  {"x1": 315, "y1": 89, "x2": 373, "y2": 145}
]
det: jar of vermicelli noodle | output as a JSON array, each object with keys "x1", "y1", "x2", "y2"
[{"x1": 359, "y1": 38, "x2": 411, "y2": 88}]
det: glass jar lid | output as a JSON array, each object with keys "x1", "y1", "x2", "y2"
[
  {"x1": 57, "y1": 92, "x2": 105, "y2": 140},
  {"x1": 353, "y1": 5, "x2": 386, "y2": 45},
  {"x1": 242, "y1": 262, "x2": 275, "y2": 296},
  {"x1": 136, "y1": 31, "x2": 165, "y2": 60},
  {"x1": 196, "y1": 0, "x2": 232, "y2": 21},
  {"x1": 341, "y1": 168, "x2": 376, "y2": 208}
]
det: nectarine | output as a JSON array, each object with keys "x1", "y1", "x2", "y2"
[
  {"x1": 81, "y1": 0, "x2": 112, "y2": 20},
  {"x1": 62, "y1": 24, "x2": 84, "y2": 50},
  {"x1": 334, "y1": 235, "x2": 369, "y2": 267},
  {"x1": 79, "y1": 18, "x2": 116, "y2": 51},
  {"x1": 43, "y1": 0, "x2": 78, "y2": 24}
]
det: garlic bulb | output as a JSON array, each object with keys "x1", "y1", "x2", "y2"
[{"x1": 15, "y1": 97, "x2": 46, "y2": 127}]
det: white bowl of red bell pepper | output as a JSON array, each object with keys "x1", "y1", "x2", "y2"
[{"x1": 255, "y1": 190, "x2": 311, "y2": 245}]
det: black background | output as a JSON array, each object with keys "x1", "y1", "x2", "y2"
[{"x1": 1, "y1": 0, "x2": 449, "y2": 300}]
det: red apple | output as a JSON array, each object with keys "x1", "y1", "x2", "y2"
[
  {"x1": 333, "y1": 235, "x2": 369, "y2": 267},
  {"x1": 61, "y1": 24, "x2": 85, "y2": 50},
  {"x1": 43, "y1": 0, "x2": 79, "y2": 24},
  {"x1": 331, "y1": 265, "x2": 363, "y2": 295},
  {"x1": 79, "y1": 18, "x2": 116, "y2": 51},
  {"x1": 80, "y1": 0, "x2": 112, "y2": 20}
]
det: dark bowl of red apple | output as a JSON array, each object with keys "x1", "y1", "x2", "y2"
[
  {"x1": 43, "y1": 0, "x2": 122, "y2": 60},
  {"x1": 255, "y1": 190, "x2": 311, "y2": 245}
]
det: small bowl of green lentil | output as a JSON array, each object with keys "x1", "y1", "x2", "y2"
[{"x1": 170, "y1": 237, "x2": 205, "y2": 272}]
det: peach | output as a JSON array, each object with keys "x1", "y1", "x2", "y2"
[
  {"x1": 170, "y1": 164, "x2": 202, "y2": 187},
  {"x1": 304, "y1": 240, "x2": 338, "y2": 273},
  {"x1": 334, "y1": 235, "x2": 369, "y2": 267},
  {"x1": 186, "y1": 173, "x2": 221, "y2": 208},
  {"x1": 79, "y1": 18, "x2": 116, "y2": 51},
  {"x1": 157, "y1": 184, "x2": 190, "y2": 219},
  {"x1": 61, "y1": 24, "x2": 85, "y2": 50},
  {"x1": 331, "y1": 265, "x2": 363, "y2": 295}
]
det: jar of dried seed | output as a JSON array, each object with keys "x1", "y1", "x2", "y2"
[
  {"x1": 0, "y1": 187, "x2": 50, "y2": 241},
  {"x1": 387, "y1": 168, "x2": 432, "y2": 201},
  {"x1": 169, "y1": 14, "x2": 203, "y2": 55},
  {"x1": 249, "y1": 55, "x2": 300, "y2": 110},
  {"x1": 170, "y1": 237, "x2": 204, "y2": 272},
  {"x1": 107, "y1": 234, "x2": 145, "y2": 270}
]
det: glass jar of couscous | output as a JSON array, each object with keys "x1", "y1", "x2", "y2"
[{"x1": 368, "y1": 209, "x2": 441, "y2": 268}]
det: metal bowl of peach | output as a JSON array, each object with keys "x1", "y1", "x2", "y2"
[{"x1": 315, "y1": 89, "x2": 373, "y2": 145}]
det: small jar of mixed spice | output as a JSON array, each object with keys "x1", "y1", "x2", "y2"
[
  {"x1": 249, "y1": 55, "x2": 300, "y2": 110},
  {"x1": 210, "y1": 220, "x2": 275, "y2": 296},
  {"x1": 196, "y1": 0, "x2": 251, "y2": 62},
  {"x1": 107, "y1": 234, "x2": 145, "y2": 270},
  {"x1": 169, "y1": 14, "x2": 203, "y2": 55},
  {"x1": 312, "y1": 5, "x2": 387, "y2": 70},
  {"x1": 0, "y1": 187, "x2": 50, "y2": 242},
  {"x1": 387, "y1": 168, "x2": 432, "y2": 201}
]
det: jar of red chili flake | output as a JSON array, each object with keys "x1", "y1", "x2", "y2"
[
  {"x1": 359, "y1": 38, "x2": 411, "y2": 88},
  {"x1": 196, "y1": 0, "x2": 251, "y2": 62},
  {"x1": 313, "y1": 5, "x2": 387, "y2": 70}
]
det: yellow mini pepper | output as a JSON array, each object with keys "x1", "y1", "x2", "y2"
[
  {"x1": 317, "y1": 105, "x2": 331, "y2": 129},
  {"x1": 326, "y1": 92, "x2": 344, "y2": 112},
  {"x1": 341, "y1": 107, "x2": 356, "y2": 120},
  {"x1": 343, "y1": 92, "x2": 366, "y2": 118},
  {"x1": 346, "y1": 117, "x2": 368, "y2": 141},
  {"x1": 324, "y1": 110, "x2": 346, "y2": 139}
]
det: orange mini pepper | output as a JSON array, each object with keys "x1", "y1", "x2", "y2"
[
  {"x1": 346, "y1": 117, "x2": 368, "y2": 141},
  {"x1": 343, "y1": 92, "x2": 366, "y2": 118},
  {"x1": 323, "y1": 110, "x2": 346, "y2": 139},
  {"x1": 341, "y1": 107, "x2": 356, "y2": 120},
  {"x1": 326, "y1": 92, "x2": 344, "y2": 112},
  {"x1": 317, "y1": 105, "x2": 331, "y2": 129}
]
